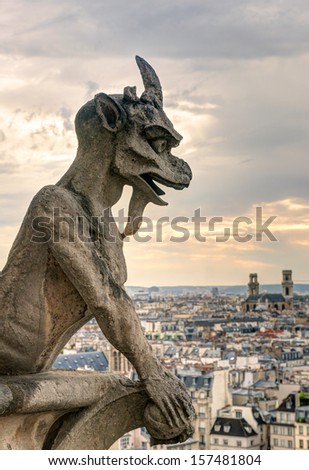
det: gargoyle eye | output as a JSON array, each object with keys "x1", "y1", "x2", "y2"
[{"x1": 149, "y1": 138, "x2": 169, "y2": 154}]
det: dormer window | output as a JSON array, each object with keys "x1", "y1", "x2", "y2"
[
  {"x1": 224, "y1": 425, "x2": 231, "y2": 433},
  {"x1": 214, "y1": 425, "x2": 221, "y2": 432},
  {"x1": 244, "y1": 426, "x2": 252, "y2": 434}
]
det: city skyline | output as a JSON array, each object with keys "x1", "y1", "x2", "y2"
[{"x1": 0, "y1": 1, "x2": 308, "y2": 285}]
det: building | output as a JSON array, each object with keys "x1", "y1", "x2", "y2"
[
  {"x1": 210, "y1": 416, "x2": 259, "y2": 450},
  {"x1": 281, "y1": 270, "x2": 294, "y2": 310},
  {"x1": 295, "y1": 405, "x2": 309, "y2": 450},
  {"x1": 177, "y1": 367, "x2": 231, "y2": 449},
  {"x1": 242, "y1": 270, "x2": 294, "y2": 312},
  {"x1": 212, "y1": 405, "x2": 269, "y2": 449},
  {"x1": 106, "y1": 344, "x2": 133, "y2": 375},
  {"x1": 269, "y1": 392, "x2": 296, "y2": 449},
  {"x1": 53, "y1": 351, "x2": 109, "y2": 372}
]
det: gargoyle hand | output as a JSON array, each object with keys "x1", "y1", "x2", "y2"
[{"x1": 143, "y1": 364, "x2": 195, "y2": 442}]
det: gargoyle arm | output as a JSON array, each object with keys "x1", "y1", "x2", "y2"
[
  {"x1": 49, "y1": 233, "x2": 192, "y2": 426},
  {"x1": 33, "y1": 187, "x2": 193, "y2": 428},
  {"x1": 36, "y1": 187, "x2": 160, "y2": 381}
]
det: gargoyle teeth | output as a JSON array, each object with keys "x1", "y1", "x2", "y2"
[
  {"x1": 140, "y1": 173, "x2": 189, "y2": 192},
  {"x1": 140, "y1": 174, "x2": 166, "y2": 196}
]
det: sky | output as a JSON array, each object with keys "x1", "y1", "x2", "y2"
[{"x1": 0, "y1": 0, "x2": 308, "y2": 286}]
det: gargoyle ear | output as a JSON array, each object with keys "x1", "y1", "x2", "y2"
[{"x1": 94, "y1": 93, "x2": 127, "y2": 132}]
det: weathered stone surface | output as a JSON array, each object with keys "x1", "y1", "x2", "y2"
[
  {"x1": 0, "y1": 371, "x2": 148, "y2": 449},
  {"x1": 0, "y1": 56, "x2": 195, "y2": 448}
]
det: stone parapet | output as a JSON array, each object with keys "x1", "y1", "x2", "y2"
[{"x1": 0, "y1": 371, "x2": 148, "y2": 450}]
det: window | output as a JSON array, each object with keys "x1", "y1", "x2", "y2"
[
  {"x1": 236, "y1": 441, "x2": 242, "y2": 447},
  {"x1": 280, "y1": 439, "x2": 285, "y2": 447},
  {"x1": 274, "y1": 439, "x2": 278, "y2": 447},
  {"x1": 214, "y1": 425, "x2": 221, "y2": 432},
  {"x1": 307, "y1": 440, "x2": 309, "y2": 449},
  {"x1": 224, "y1": 425, "x2": 231, "y2": 432},
  {"x1": 288, "y1": 440, "x2": 293, "y2": 448},
  {"x1": 288, "y1": 427, "x2": 293, "y2": 436},
  {"x1": 307, "y1": 427, "x2": 309, "y2": 436},
  {"x1": 299, "y1": 426, "x2": 303, "y2": 435},
  {"x1": 280, "y1": 427, "x2": 285, "y2": 435},
  {"x1": 236, "y1": 411, "x2": 242, "y2": 418},
  {"x1": 120, "y1": 435, "x2": 130, "y2": 449},
  {"x1": 250, "y1": 440, "x2": 254, "y2": 446},
  {"x1": 286, "y1": 414, "x2": 291, "y2": 422},
  {"x1": 273, "y1": 426, "x2": 278, "y2": 435},
  {"x1": 280, "y1": 413, "x2": 283, "y2": 422},
  {"x1": 113, "y1": 351, "x2": 118, "y2": 371},
  {"x1": 300, "y1": 440, "x2": 304, "y2": 449},
  {"x1": 223, "y1": 439, "x2": 228, "y2": 446},
  {"x1": 286, "y1": 400, "x2": 292, "y2": 409},
  {"x1": 214, "y1": 438, "x2": 219, "y2": 445}
]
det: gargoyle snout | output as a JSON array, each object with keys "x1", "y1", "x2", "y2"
[
  {"x1": 170, "y1": 155, "x2": 192, "y2": 186},
  {"x1": 181, "y1": 159, "x2": 193, "y2": 183}
]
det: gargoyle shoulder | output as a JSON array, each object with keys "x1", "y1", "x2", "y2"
[{"x1": 28, "y1": 185, "x2": 77, "y2": 218}]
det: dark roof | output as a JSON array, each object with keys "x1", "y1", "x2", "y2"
[
  {"x1": 246, "y1": 295, "x2": 261, "y2": 302},
  {"x1": 223, "y1": 351, "x2": 237, "y2": 361},
  {"x1": 194, "y1": 319, "x2": 227, "y2": 327},
  {"x1": 53, "y1": 351, "x2": 108, "y2": 372},
  {"x1": 252, "y1": 379, "x2": 277, "y2": 389},
  {"x1": 180, "y1": 375, "x2": 212, "y2": 390},
  {"x1": 260, "y1": 293, "x2": 285, "y2": 302},
  {"x1": 194, "y1": 316, "x2": 264, "y2": 327},
  {"x1": 252, "y1": 408, "x2": 266, "y2": 425},
  {"x1": 246, "y1": 293, "x2": 286, "y2": 302},
  {"x1": 210, "y1": 417, "x2": 257, "y2": 437},
  {"x1": 276, "y1": 393, "x2": 296, "y2": 412},
  {"x1": 164, "y1": 346, "x2": 176, "y2": 357},
  {"x1": 191, "y1": 347, "x2": 199, "y2": 356}
]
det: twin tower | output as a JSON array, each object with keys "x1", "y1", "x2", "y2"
[
  {"x1": 248, "y1": 270, "x2": 293, "y2": 298},
  {"x1": 242, "y1": 270, "x2": 294, "y2": 312}
]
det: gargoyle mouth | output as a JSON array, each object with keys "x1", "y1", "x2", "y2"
[{"x1": 139, "y1": 173, "x2": 189, "y2": 198}]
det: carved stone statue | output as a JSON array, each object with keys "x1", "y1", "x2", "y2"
[{"x1": 0, "y1": 56, "x2": 195, "y2": 448}]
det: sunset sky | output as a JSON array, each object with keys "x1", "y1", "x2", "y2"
[{"x1": 0, "y1": 0, "x2": 308, "y2": 286}]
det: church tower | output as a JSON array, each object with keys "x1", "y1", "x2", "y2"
[
  {"x1": 282, "y1": 269, "x2": 293, "y2": 310},
  {"x1": 282, "y1": 270, "x2": 293, "y2": 297},
  {"x1": 248, "y1": 273, "x2": 259, "y2": 295}
]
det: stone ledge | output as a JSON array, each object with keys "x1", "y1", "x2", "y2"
[{"x1": 0, "y1": 370, "x2": 148, "y2": 450}]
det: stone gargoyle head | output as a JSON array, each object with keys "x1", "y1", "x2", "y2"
[{"x1": 69, "y1": 56, "x2": 192, "y2": 236}]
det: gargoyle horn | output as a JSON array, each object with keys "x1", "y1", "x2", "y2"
[{"x1": 135, "y1": 55, "x2": 163, "y2": 108}]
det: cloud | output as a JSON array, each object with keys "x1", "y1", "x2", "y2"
[
  {"x1": 0, "y1": 160, "x2": 17, "y2": 174},
  {"x1": 0, "y1": 0, "x2": 308, "y2": 284},
  {"x1": 59, "y1": 106, "x2": 74, "y2": 131},
  {"x1": 0, "y1": 1, "x2": 308, "y2": 60},
  {"x1": 84, "y1": 81, "x2": 99, "y2": 101}
]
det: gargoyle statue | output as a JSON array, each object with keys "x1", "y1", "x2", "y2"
[{"x1": 0, "y1": 56, "x2": 195, "y2": 444}]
